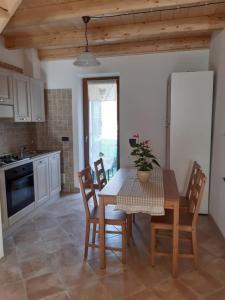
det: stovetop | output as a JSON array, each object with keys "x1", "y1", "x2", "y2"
[{"x1": 0, "y1": 154, "x2": 25, "y2": 167}]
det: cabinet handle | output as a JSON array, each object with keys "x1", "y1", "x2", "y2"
[
  {"x1": 36, "y1": 117, "x2": 41, "y2": 121},
  {"x1": 20, "y1": 117, "x2": 26, "y2": 121},
  {"x1": 0, "y1": 98, "x2": 5, "y2": 102}
]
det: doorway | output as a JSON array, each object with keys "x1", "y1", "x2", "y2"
[{"x1": 83, "y1": 77, "x2": 120, "y2": 182}]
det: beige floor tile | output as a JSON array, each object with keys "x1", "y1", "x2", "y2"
[
  {"x1": 123, "y1": 288, "x2": 163, "y2": 300},
  {"x1": 180, "y1": 269, "x2": 222, "y2": 296},
  {"x1": 153, "y1": 278, "x2": 198, "y2": 300},
  {"x1": 200, "y1": 258, "x2": 225, "y2": 285},
  {"x1": 68, "y1": 280, "x2": 114, "y2": 300},
  {"x1": 13, "y1": 230, "x2": 42, "y2": 247},
  {"x1": 0, "y1": 264, "x2": 22, "y2": 285},
  {"x1": 100, "y1": 271, "x2": 145, "y2": 299},
  {"x1": 48, "y1": 244, "x2": 83, "y2": 270},
  {"x1": 205, "y1": 287, "x2": 225, "y2": 300},
  {"x1": 57, "y1": 262, "x2": 98, "y2": 288},
  {"x1": 38, "y1": 227, "x2": 68, "y2": 242},
  {"x1": 25, "y1": 272, "x2": 64, "y2": 300},
  {"x1": 0, "y1": 281, "x2": 27, "y2": 300},
  {"x1": 45, "y1": 292, "x2": 70, "y2": 300},
  {"x1": 16, "y1": 242, "x2": 47, "y2": 262},
  {"x1": 20, "y1": 255, "x2": 53, "y2": 279},
  {"x1": 1, "y1": 193, "x2": 225, "y2": 300},
  {"x1": 88, "y1": 252, "x2": 127, "y2": 277},
  {"x1": 127, "y1": 259, "x2": 171, "y2": 287},
  {"x1": 34, "y1": 216, "x2": 58, "y2": 231}
]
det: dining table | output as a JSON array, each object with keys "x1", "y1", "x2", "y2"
[{"x1": 98, "y1": 168, "x2": 180, "y2": 277}]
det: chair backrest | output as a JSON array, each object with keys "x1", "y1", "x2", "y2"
[
  {"x1": 186, "y1": 161, "x2": 201, "y2": 211},
  {"x1": 186, "y1": 161, "x2": 201, "y2": 199},
  {"x1": 78, "y1": 166, "x2": 98, "y2": 220},
  {"x1": 190, "y1": 169, "x2": 207, "y2": 227},
  {"x1": 94, "y1": 158, "x2": 107, "y2": 191}
]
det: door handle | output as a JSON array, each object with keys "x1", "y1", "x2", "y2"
[{"x1": 85, "y1": 136, "x2": 88, "y2": 143}]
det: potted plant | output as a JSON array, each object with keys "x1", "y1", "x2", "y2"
[{"x1": 129, "y1": 134, "x2": 160, "y2": 183}]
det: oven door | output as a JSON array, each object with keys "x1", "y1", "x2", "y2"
[{"x1": 6, "y1": 173, "x2": 34, "y2": 217}]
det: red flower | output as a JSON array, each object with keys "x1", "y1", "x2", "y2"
[{"x1": 133, "y1": 134, "x2": 139, "y2": 138}]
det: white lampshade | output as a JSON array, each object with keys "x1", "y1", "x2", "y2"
[{"x1": 73, "y1": 51, "x2": 100, "y2": 67}]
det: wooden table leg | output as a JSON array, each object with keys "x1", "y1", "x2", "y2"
[
  {"x1": 99, "y1": 196, "x2": 106, "y2": 269},
  {"x1": 172, "y1": 201, "x2": 179, "y2": 277}
]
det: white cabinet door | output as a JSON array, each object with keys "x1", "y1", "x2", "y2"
[
  {"x1": 30, "y1": 78, "x2": 45, "y2": 122},
  {"x1": 168, "y1": 71, "x2": 213, "y2": 214},
  {"x1": 49, "y1": 153, "x2": 61, "y2": 197},
  {"x1": 34, "y1": 157, "x2": 49, "y2": 206},
  {"x1": 13, "y1": 73, "x2": 31, "y2": 122},
  {"x1": 0, "y1": 68, "x2": 13, "y2": 105}
]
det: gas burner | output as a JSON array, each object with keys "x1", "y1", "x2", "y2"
[{"x1": 0, "y1": 154, "x2": 24, "y2": 167}]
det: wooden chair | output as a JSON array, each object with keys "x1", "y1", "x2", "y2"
[
  {"x1": 150, "y1": 169, "x2": 206, "y2": 268},
  {"x1": 180, "y1": 161, "x2": 201, "y2": 212},
  {"x1": 78, "y1": 166, "x2": 127, "y2": 263},
  {"x1": 94, "y1": 158, "x2": 107, "y2": 191}
]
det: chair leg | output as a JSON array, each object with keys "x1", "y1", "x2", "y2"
[
  {"x1": 122, "y1": 224, "x2": 126, "y2": 264},
  {"x1": 84, "y1": 222, "x2": 90, "y2": 259},
  {"x1": 92, "y1": 223, "x2": 97, "y2": 244},
  {"x1": 127, "y1": 214, "x2": 132, "y2": 245},
  {"x1": 192, "y1": 229, "x2": 198, "y2": 268},
  {"x1": 132, "y1": 213, "x2": 136, "y2": 224},
  {"x1": 150, "y1": 225, "x2": 156, "y2": 267}
]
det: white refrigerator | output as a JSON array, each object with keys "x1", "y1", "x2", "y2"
[{"x1": 167, "y1": 71, "x2": 214, "y2": 214}]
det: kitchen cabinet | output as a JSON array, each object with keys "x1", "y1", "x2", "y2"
[
  {"x1": 13, "y1": 73, "x2": 31, "y2": 122},
  {"x1": 33, "y1": 157, "x2": 49, "y2": 207},
  {"x1": 30, "y1": 78, "x2": 45, "y2": 122},
  {"x1": 49, "y1": 153, "x2": 61, "y2": 197},
  {"x1": 0, "y1": 68, "x2": 13, "y2": 105}
]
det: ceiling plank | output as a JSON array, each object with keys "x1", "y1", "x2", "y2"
[
  {"x1": 4, "y1": 14, "x2": 225, "y2": 49},
  {"x1": 0, "y1": 0, "x2": 22, "y2": 33},
  {"x1": 0, "y1": 7, "x2": 9, "y2": 18},
  {"x1": 7, "y1": 0, "x2": 217, "y2": 29},
  {"x1": 38, "y1": 36, "x2": 210, "y2": 61}
]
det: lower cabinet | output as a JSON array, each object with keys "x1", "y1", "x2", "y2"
[
  {"x1": 49, "y1": 153, "x2": 61, "y2": 197},
  {"x1": 33, "y1": 152, "x2": 61, "y2": 207},
  {"x1": 33, "y1": 157, "x2": 49, "y2": 207}
]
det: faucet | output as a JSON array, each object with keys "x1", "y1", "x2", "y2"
[{"x1": 20, "y1": 146, "x2": 27, "y2": 158}]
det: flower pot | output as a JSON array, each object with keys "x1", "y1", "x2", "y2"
[{"x1": 137, "y1": 170, "x2": 151, "y2": 183}]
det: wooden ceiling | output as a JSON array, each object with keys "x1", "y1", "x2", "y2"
[
  {"x1": 0, "y1": 0, "x2": 22, "y2": 34},
  {"x1": 2, "y1": 0, "x2": 225, "y2": 60}
]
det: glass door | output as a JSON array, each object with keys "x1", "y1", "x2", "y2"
[{"x1": 83, "y1": 77, "x2": 119, "y2": 182}]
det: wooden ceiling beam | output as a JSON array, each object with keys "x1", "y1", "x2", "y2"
[
  {"x1": 7, "y1": 0, "x2": 217, "y2": 29},
  {"x1": 0, "y1": 0, "x2": 22, "y2": 33},
  {"x1": 4, "y1": 14, "x2": 225, "y2": 49},
  {"x1": 0, "y1": 7, "x2": 9, "y2": 18},
  {"x1": 38, "y1": 36, "x2": 210, "y2": 61}
]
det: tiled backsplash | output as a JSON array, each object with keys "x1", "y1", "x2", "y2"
[
  {"x1": 0, "y1": 120, "x2": 36, "y2": 154},
  {"x1": 0, "y1": 88, "x2": 75, "y2": 193},
  {"x1": 35, "y1": 89, "x2": 75, "y2": 193}
]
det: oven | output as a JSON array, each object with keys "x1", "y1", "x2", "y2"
[{"x1": 5, "y1": 162, "x2": 34, "y2": 218}]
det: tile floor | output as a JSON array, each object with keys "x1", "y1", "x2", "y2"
[{"x1": 1, "y1": 193, "x2": 225, "y2": 300}]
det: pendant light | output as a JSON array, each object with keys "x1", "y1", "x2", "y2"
[{"x1": 74, "y1": 16, "x2": 100, "y2": 67}]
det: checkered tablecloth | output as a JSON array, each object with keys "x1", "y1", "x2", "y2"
[{"x1": 115, "y1": 168, "x2": 165, "y2": 215}]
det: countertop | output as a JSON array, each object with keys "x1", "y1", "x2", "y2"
[{"x1": 0, "y1": 150, "x2": 60, "y2": 171}]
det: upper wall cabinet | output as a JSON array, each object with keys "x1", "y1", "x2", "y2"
[
  {"x1": 13, "y1": 73, "x2": 32, "y2": 122},
  {"x1": 0, "y1": 68, "x2": 13, "y2": 105},
  {"x1": 30, "y1": 78, "x2": 45, "y2": 122}
]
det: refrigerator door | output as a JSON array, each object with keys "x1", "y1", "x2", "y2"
[{"x1": 168, "y1": 71, "x2": 214, "y2": 214}]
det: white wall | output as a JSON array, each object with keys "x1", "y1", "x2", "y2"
[
  {"x1": 0, "y1": 37, "x2": 41, "y2": 78},
  {"x1": 41, "y1": 50, "x2": 209, "y2": 187},
  {"x1": 0, "y1": 37, "x2": 24, "y2": 69},
  {"x1": 209, "y1": 30, "x2": 225, "y2": 238}
]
